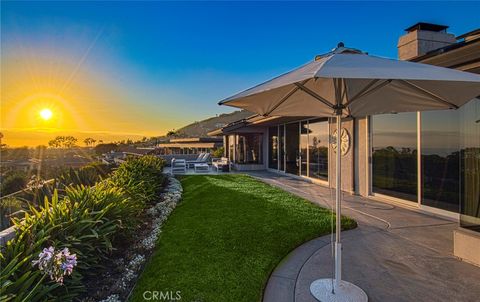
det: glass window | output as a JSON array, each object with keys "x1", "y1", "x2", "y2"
[
  {"x1": 236, "y1": 133, "x2": 263, "y2": 164},
  {"x1": 372, "y1": 113, "x2": 417, "y2": 202},
  {"x1": 421, "y1": 110, "x2": 460, "y2": 212},
  {"x1": 308, "y1": 118, "x2": 329, "y2": 181},
  {"x1": 459, "y1": 99, "x2": 480, "y2": 232},
  {"x1": 279, "y1": 125, "x2": 285, "y2": 171},
  {"x1": 268, "y1": 127, "x2": 278, "y2": 169},
  {"x1": 300, "y1": 121, "x2": 309, "y2": 176},
  {"x1": 285, "y1": 122, "x2": 300, "y2": 175},
  {"x1": 228, "y1": 135, "x2": 235, "y2": 162}
]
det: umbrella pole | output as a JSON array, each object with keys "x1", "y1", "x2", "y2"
[
  {"x1": 335, "y1": 113, "x2": 342, "y2": 290},
  {"x1": 310, "y1": 111, "x2": 367, "y2": 301}
]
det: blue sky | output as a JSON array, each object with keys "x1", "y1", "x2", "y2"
[{"x1": 2, "y1": 1, "x2": 480, "y2": 140}]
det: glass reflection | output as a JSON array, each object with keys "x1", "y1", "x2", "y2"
[
  {"x1": 236, "y1": 133, "x2": 263, "y2": 164},
  {"x1": 421, "y1": 110, "x2": 460, "y2": 212},
  {"x1": 268, "y1": 126, "x2": 278, "y2": 169},
  {"x1": 300, "y1": 121, "x2": 309, "y2": 176},
  {"x1": 279, "y1": 125, "x2": 285, "y2": 171},
  {"x1": 372, "y1": 113, "x2": 417, "y2": 202},
  {"x1": 228, "y1": 135, "x2": 235, "y2": 162},
  {"x1": 285, "y1": 122, "x2": 299, "y2": 175},
  {"x1": 308, "y1": 119, "x2": 329, "y2": 180},
  {"x1": 459, "y1": 99, "x2": 480, "y2": 232}
]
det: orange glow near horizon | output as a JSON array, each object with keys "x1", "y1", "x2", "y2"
[{"x1": 1, "y1": 43, "x2": 182, "y2": 147}]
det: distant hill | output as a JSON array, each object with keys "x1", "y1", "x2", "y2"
[{"x1": 174, "y1": 110, "x2": 253, "y2": 137}]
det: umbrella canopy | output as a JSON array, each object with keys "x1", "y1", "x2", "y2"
[
  {"x1": 219, "y1": 46, "x2": 480, "y2": 117},
  {"x1": 219, "y1": 45, "x2": 480, "y2": 301}
]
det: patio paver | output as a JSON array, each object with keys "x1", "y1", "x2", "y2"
[{"x1": 245, "y1": 171, "x2": 480, "y2": 302}]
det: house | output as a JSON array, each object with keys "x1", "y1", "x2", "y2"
[
  {"x1": 211, "y1": 23, "x2": 480, "y2": 265},
  {"x1": 154, "y1": 137, "x2": 223, "y2": 155}
]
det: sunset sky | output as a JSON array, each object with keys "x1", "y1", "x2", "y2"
[{"x1": 2, "y1": 1, "x2": 479, "y2": 147}]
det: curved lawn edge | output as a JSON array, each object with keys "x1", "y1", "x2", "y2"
[{"x1": 130, "y1": 174, "x2": 356, "y2": 302}]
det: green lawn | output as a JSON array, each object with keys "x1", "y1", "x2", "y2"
[{"x1": 130, "y1": 174, "x2": 356, "y2": 302}]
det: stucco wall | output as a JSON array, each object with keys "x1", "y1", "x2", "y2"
[
  {"x1": 355, "y1": 117, "x2": 369, "y2": 196},
  {"x1": 328, "y1": 117, "x2": 355, "y2": 193}
]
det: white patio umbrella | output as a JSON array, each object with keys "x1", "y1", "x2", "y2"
[{"x1": 219, "y1": 44, "x2": 480, "y2": 302}]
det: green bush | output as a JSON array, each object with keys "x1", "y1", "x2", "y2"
[
  {"x1": 56, "y1": 162, "x2": 113, "y2": 189},
  {"x1": 110, "y1": 155, "x2": 166, "y2": 205},
  {"x1": 1, "y1": 172, "x2": 28, "y2": 196},
  {"x1": 82, "y1": 162, "x2": 113, "y2": 178},
  {"x1": 0, "y1": 197, "x2": 24, "y2": 230},
  {"x1": 0, "y1": 155, "x2": 166, "y2": 301},
  {"x1": 212, "y1": 147, "x2": 224, "y2": 158}
]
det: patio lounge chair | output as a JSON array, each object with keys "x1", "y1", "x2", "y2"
[
  {"x1": 186, "y1": 153, "x2": 211, "y2": 168},
  {"x1": 212, "y1": 157, "x2": 230, "y2": 172},
  {"x1": 193, "y1": 163, "x2": 210, "y2": 173},
  {"x1": 186, "y1": 152, "x2": 204, "y2": 166},
  {"x1": 171, "y1": 158, "x2": 187, "y2": 174}
]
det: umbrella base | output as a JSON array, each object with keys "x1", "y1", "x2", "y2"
[{"x1": 310, "y1": 278, "x2": 368, "y2": 302}]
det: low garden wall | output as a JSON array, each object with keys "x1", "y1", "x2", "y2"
[{"x1": 0, "y1": 225, "x2": 15, "y2": 247}]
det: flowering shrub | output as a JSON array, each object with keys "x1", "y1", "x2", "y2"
[
  {"x1": 0, "y1": 156, "x2": 166, "y2": 302},
  {"x1": 32, "y1": 246, "x2": 77, "y2": 284}
]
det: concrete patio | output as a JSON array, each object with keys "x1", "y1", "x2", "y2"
[{"x1": 243, "y1": 171, "x2": 480, "y2": 302}]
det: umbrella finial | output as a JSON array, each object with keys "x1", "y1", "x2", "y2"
[{"x1": 337, "y1": 42, "x2": 345, "y2": 48}]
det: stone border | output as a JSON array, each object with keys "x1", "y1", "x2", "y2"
[{"x1": 97, "y1": 175, "x2": 183, "y2": 302}]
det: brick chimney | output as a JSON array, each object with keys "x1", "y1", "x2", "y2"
[{"x1": 397, "y1": 22, "x2": 456, "y2": 60}]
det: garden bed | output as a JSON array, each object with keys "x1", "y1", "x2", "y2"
[
  {"x1": 83, "y1": 176, "x2": 183, "y2": 302},
  {"x1": 0, "y1": 156, "x2": 170, "y2": 302}
]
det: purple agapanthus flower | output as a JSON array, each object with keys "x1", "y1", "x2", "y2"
[
  {"x1": 32, "y1": 246, "x2": 77, "y2": 284},
  {"x1": 31, "y1": 246, "x2": 55, "y2": 271}
]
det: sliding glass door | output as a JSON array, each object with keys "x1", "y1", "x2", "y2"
[
  {"x1": 279, "y1": 125, "x2": 285, "y2": 171},
  {"x1": 300, "y1": 121, "x2": 309, "y2": 176},
  {"x1": 236, "y1": 133, "x2": 263, "y2": 164},
  {"x1": 271, "y1": 119, "x2": 329, "y2": 181},
  {"x1": 285, "y1": 122, "x2": 300, "y2": 175},
  {"x1": 308, "y1": 119, "x2": 329, "y2": 181},
  {"x1": 268, "y1": 126, "x2": 279, "y2": 169}
]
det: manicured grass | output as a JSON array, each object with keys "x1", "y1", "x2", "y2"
[{"x1": 131, "y1": 175, "x2": 356, "y2": 302}]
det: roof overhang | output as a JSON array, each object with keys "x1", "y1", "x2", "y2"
[
  {"x1": 208, "y1": 115, "x2": 318, "y2": 135},
  {"x1": 169, "y1": 137, "x2": 222, "y2": 143},
  {"x1": 157, "y1": 142, "x2": 220, "y2": 148}
]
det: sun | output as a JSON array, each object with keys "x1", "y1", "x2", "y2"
[{"x1": 39, "y1": 108, "x2": 53, "y2": 120}]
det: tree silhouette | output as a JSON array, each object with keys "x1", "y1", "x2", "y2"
[
  {"x1": 83, "y1": 137, "x2": 96, "y2": 147},
  {"x1": 48, "y1": 136, "x2": 78, "y2": 149}
]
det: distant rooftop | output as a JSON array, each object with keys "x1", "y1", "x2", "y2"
[
  {"x1": 405, "y1": 22, "x2": 448, "y2": 33},
  {"x1": 169, "y1": 137, "x2": 222, "y2": 143},
  {"x1": 457, "y1": 28, "x2": 480, "y2": 42}
]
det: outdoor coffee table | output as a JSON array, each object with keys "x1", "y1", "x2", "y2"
[{"x1": 194, "y1": 163, "x2": 210, "y2": 173}]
